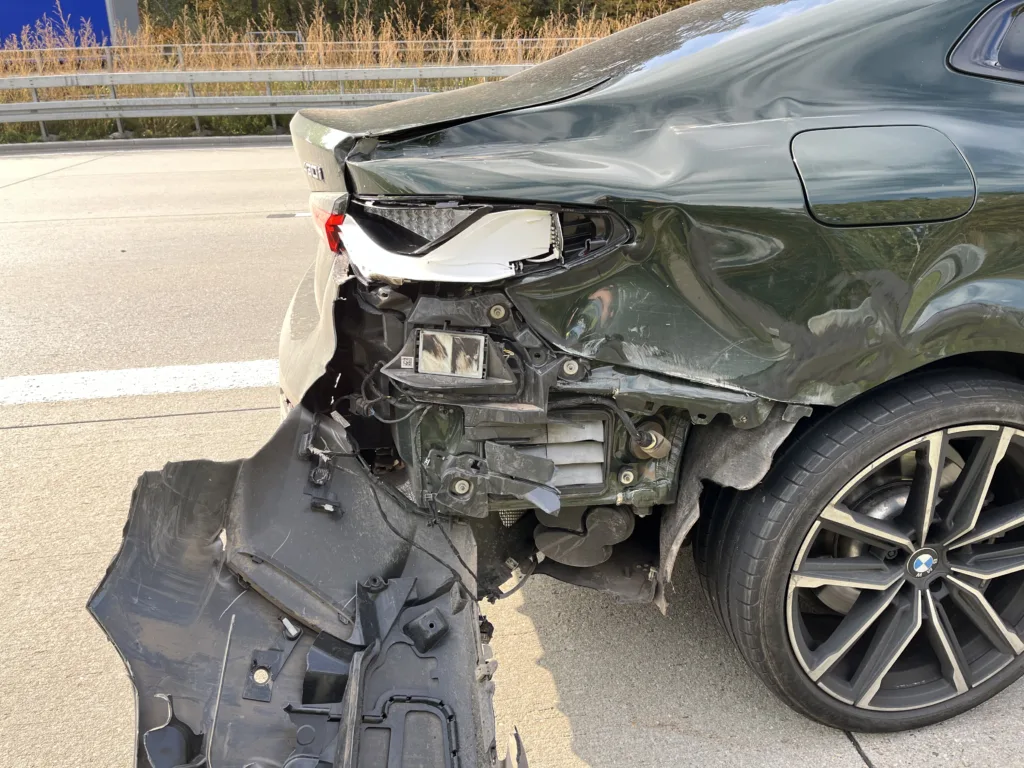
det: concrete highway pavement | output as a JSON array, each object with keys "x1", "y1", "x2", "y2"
[{"x1": 1, "y1": 145, "x2": 1022, "y2": 768}]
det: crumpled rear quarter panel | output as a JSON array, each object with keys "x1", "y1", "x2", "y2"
[{"x1": 341, "y1": 0, "x2": 1024, "y2": 406}]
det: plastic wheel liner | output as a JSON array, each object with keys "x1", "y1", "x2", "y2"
[{"x1": 89, "y1": 406, "x2": 523, "y2": 768}]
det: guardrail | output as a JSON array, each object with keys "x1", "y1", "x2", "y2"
[{"x1": 0, "y1": 64, "x2": 533, "y2": 139}]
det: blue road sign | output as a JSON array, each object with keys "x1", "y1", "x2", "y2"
[{"x1": 1, "y1": 1, "x2": 112, "y2": 42}]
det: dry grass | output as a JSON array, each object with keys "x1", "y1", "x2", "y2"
[
  {"x1": 0, "y1": 1, "x2": 687, "y2": 142},
  {"x1": 1, "y1": 2, "x2": 673, "y2": 73}
]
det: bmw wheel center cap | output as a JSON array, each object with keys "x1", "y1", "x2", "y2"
[{"x1": 910, "y1": 548, "x2": 939, "y2": 578}]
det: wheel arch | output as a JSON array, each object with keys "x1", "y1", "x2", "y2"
[
  {"x1": 749, "y1": 349, "x2": 1024, "y2": 498},
  {"x1": 905, "y1": 350, "x2": 1024, "y2": 383},
  {"x1": 676, "y1": 350, "x2": 1024, "y2": 610}
]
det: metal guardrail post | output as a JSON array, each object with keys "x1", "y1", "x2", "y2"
[
  {"x1": 180, "y1": 47, "x2": 202, "y2": 134},
  {"x1": 267, "y1": 82, "x2": 277, "y2": 131},
  {"x1": 186, "y1": 82, "x2": 201, "y2": 133},
  {"x1": 110, "y1": 84, "x2": 126, "y2": 135},
  {"x1": 30, "y1": 87, "x2": 47, "y2": 140}
]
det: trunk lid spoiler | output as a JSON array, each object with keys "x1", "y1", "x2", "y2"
[
  {"x1": 289, "y1": 63, "x2": 610, "y2": 174},
  {"x1": 295, "y1": 68, "x2": 608, "y2": 147}
]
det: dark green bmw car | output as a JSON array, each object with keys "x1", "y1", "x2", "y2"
[{"x1": 91, "y1": 0, "x2": 1024, "y2": 765}]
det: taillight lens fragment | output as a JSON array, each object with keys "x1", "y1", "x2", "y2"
[
  {"x1": 368, "y1": 204, "x2": 476, "y2": 242},
  {"x1": 350, "y1": 199, "x2": 488, "y2": 255},
  {"x1": 309, "y1": 193, "x2": 348, "y2": 252}
]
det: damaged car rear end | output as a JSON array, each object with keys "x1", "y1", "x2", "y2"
[{"x1": 92, "y1": 0, "x2": 1024, "y2": 762}]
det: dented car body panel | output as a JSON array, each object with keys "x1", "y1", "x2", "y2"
[
  {"x1": 288, "y1": 0, "x2": 1024, "y2": 406},
  {"x1": 95, "y1": 0, "x2": 1024, "y2": 763}
]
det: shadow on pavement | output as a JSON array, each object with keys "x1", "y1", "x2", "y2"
[{"x1": 494, "y1": 555, "x2": 868, "y2": 768}]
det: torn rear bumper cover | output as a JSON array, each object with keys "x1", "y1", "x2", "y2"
[{"x1": 89, "y1": 407, "x2": 522, "y2": 768}]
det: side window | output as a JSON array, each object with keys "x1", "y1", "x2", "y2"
[{"x1": 950, "y1": 0, "x2": 1024, "y2": 82}]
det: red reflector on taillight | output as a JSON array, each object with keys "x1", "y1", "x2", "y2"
[{"x1": 311, "y1": 206, "x2": 345, "y2": 251}]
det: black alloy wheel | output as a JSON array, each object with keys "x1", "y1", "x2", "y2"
[{"x1": 695, "y1": 373, "x2": 1024, "y2": 731}]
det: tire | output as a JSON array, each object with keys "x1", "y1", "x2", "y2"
[{"x1": 695, "y1": 371, "x2": 1024, "y2": 731}]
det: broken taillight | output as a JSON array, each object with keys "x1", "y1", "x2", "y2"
[{"x1": 309, "y1": 193, "x2": 348, "y2": 251}]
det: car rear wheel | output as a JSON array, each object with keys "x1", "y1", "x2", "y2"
[{"x1": 695, "y1": 372, "x2": 1024, "y2": 731}]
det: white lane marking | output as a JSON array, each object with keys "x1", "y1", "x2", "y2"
[{"x1": 0, "y1": 360, "x2": 278, "y2": 405}]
